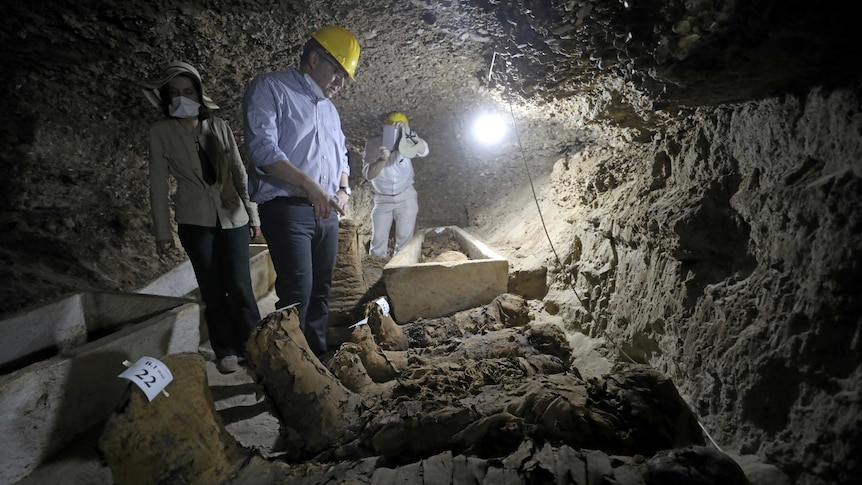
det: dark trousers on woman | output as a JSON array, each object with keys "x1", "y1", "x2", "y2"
[
  {"x1": 258, "y1": 197, "x2": 339, "y2": 359},
  {"x1": 178, "y1": 222, "x2": 261, "y2": 359}
]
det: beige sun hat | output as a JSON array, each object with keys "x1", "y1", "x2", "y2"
[
  {"x1": 142, "y1": 61, "x2": 219, "y2": 110},
  {"x1": 397, "y1": 127, "x2": 423, "y2": 159}
]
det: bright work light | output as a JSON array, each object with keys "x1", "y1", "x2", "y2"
[{"x1": 472, "y1": 112, "x2": 507, "y2": 145}]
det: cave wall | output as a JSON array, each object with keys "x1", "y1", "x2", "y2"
[
  {"x1": 665, "y1": 90, "x2": 861, "y2": 483},
  {"x1": 473, "y1": 86, "x2": 862, "y2": 484}
]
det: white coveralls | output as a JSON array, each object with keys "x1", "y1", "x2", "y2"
[{"x1": 362, "y1": 134, "x2": 429, "y2": 257}]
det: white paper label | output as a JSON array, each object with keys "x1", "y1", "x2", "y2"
[
  {"x1": 349, "y1": 317, "x2": 369, "y2": 329},
  {"x1": 375, "y1": 296, "x2": 391, "y2": 316},
  {"x1": 275, "y1": 302, "x2": 301, "y2": 312},
  {"x1": 119, "y1": 356, "x2": 173, "y2": 402}
]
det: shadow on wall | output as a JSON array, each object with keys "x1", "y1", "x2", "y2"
[{"x1": 673, "y1": 176, "x2": 756, "y2": 308}]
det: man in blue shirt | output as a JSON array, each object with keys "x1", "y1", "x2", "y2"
[{"x1": 242, "y1": 26, "x2": 360, "y2": 359}]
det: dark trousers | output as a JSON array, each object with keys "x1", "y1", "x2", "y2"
[
  {"x1": 178, "y1": 222, "x2": 260, "y2": 359},
  {"x1": 259, "y1": 197, "x2": 339, "y2": 358}
]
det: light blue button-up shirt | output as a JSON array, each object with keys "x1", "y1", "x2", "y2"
[{"x1": 242, "y1": 67, "x2": 349, "y2": 204}]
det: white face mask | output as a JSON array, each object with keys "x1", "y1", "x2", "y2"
[{"x1": 168, "y1": 96, "x2": 201, "y2": 118}]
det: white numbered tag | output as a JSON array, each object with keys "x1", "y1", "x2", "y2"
[
  {"x1": 119, "y1": 356, "x2": 173, "y2": 402},
  {"x1": 375, "y1": 297, "x2": 390, "y2": 316},
  {"x1": 275, "y1": 302, "x2": 301, "y2": 312}
]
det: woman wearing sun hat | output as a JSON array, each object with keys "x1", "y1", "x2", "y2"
[{"x1": 143, "y1": 61, "x2": 260, "y2": 374}]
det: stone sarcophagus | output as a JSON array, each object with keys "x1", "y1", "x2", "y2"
[{"x1": 382, "y1": 226, "x2": 509, "y2": 324}]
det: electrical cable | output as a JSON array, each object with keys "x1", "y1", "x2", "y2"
[{"x1": 505, "y1": 98, "x2": 637, "y2": 365}]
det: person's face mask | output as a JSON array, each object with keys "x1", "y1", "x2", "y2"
[{"x1": 168, "y1": 96, "x2": 200, "y2": 118}]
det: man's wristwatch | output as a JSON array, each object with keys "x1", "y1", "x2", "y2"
[{"x1": 339, "y1": 186, "x2": 352, "y2": 196}]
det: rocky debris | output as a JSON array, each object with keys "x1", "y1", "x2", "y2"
[
  {"x1": 508, "y1": 264, "x2": 550, "y2": 300},
  {"x1": 371, "y1": 442, "x2": 616, "y2": 484},
  {"x1": 230, "y1": 442, "x2": 752, "y2": 484},
  {"x1": 97, "y1": 353, "x2": 248, "y2": 485}
]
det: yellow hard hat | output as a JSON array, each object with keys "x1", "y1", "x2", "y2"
[
  {"x1": 384, "y1": 112, "x2": 409, "y2": 125},
  {"x1": 311, "y1": 26, "x2": 361, "y2": 80}
]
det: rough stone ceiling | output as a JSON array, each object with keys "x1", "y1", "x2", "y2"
[
  {"x1": 4, "y1": 0, "x2": 857, "y2": 122},
  {"x1": 4, "y1": 0, "x2": 857, "y2": 183}
]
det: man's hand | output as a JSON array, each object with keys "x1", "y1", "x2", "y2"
[
  {"x1": 304, "y1": 182, "x2": 346, "y2": 219},
  {"x1": 378, "y1": 146, "x2": 391, "y2": 162},
  {"x1": 335, "y1": 190, "x2": 350, "y2": 215},
  {"x1": 366, "y1": 146, "x2": 394, "y2": 181},
  {"x1": 304, "y1": 183, "x2": 335, "y2": 219},
  {"x1": 262, "y1": 160, "x2": 345, "y2": 218}
]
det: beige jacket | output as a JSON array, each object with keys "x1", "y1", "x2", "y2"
[{"x1": 148, "y1": 117, "x2": 259, "y2": 241}]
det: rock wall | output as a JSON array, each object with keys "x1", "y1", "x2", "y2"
[{"x1": 474, "y1": 85, "x2": 862, "y2": 484}]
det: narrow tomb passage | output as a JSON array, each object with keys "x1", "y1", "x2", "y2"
[{"x1": 1, "y1": 1, "x2": 860, "y2": 484}]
